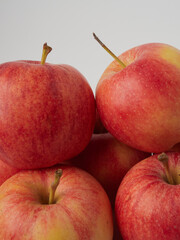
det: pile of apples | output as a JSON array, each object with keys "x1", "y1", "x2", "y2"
[{"x1": 0, "y1": 35, "x2": 180, "y2": 240}]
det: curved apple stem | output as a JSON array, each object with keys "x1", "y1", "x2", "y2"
[
  {"x1": 41, "y1": 43, "x2": 52, "y2": 65},
  {"x1": 158, "y1": 153, "x2": 174, "y2": 185},
  {"x1": 49, "y1": 169, "x2": 63, "y2": 204},
  {"x1": 93, "y1": 33, "x2": 126, "y2": 68}
]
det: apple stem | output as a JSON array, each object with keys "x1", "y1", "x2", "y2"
[
  {"x1": 49, "y1": 169, "x2": 63, "y2": 204},
  {"x1": 158, "y1": 153, "x2": 175, "y2": 185},
  {"x1": 93, "y1": 33, "x2": 126, "y2": 69},
  {"x1": 41, "y1": 43, "x2": 52, "y2": 65}
]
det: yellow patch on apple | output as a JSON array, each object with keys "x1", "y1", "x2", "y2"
[{"x1": 160, "y1": 46, "x2": 180, "y2": 68}]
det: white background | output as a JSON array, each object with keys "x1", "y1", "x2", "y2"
[{"x1": 0, "y1": 0, "x2": 180, "y2": 92}]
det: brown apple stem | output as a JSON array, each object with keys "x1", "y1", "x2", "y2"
[
  {"x1": 158, "y1": 153, "x2": 174, "y2": 185},
  {"x1": 41, "y1": 43, "x2": 52, "y2": 65},
  {"x1": 49, "y1": 169, "x2": 63, "y2": 204},
  {"x1": 93, "y1": 33, "x2": 126, "y2": 68}
]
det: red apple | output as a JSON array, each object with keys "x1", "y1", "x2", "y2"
[
  {"x1": 69, "y1": 133, "x2": 150, "y2": 205},
  {"x1": 115, "y1": 152, "x2": 180, "y2": 240},
  {"x1": 0, "y1": 43, "x2": 95, "y2": 169},
  {"x1": 94, "y1": 34, "x2": 180, "y2": 153},
  {"x1": 0, "y1": 159, "x2": 19, "y2": 185},
  {"x1": 0, "y1": 165, "x2": 113, "y2": 239}
]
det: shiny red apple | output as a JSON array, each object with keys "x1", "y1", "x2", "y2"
[
  {"x1": 94, "y1": 34, "x2": 180, "y2": 153},
  {"x1": 0, "y1": 165, "x2": 113, "y2": 239},
  {"x1": 69, "y1": 132, "x2": 150, "y2": 205},
  {"x1": 115, "y1": 152, "x2": 180, "y2": 240},
  {"x1": 0, "y1": 43, "x2": 95, "y2": 169}
]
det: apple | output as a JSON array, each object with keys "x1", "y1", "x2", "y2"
[
  {"x1": 0, "y1": 158, "x2": 19, "y2": 185},
  {"x1": 115, "y1": 152, "x2": 180, "y2": 240},
  {"x1": 0, "y1": 43, "x2": 95, "y2": 169},
  {"x1": 0, "y1": 165, "x2": 113, "y2": 239},
  {"x1": 94, "y1": 33, "x2": 180, "y2": 153},
  {"x1": 69, "y1": 132, "x2": 150, "y2": 205}
]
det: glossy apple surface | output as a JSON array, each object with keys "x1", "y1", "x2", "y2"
[
  {"x1": 69, "y1": 133, "x2": 150, "y2": 204},
  {"x1": 115, "y1": 152, "x2": 180, "y2": 240},
  {"x1": 0, "y1": 60, "x2": 95, "y2": 169},
  {"x1": 0, "y1": 165, "x2": 113, "y2": 239},
  {"x1": 0, "y1": 159, "x2": 19, "y2": 185},
  {"x1": 96, "y1": 43, "x2": 180, "y2": 153}
]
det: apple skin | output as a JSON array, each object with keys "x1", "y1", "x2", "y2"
[
  {"x1": 0, "y1": 159, "x2": 19, "y2": 185},
  {"x1": 96, "y1": 43, "x2": 180, "y2": 153},
  {"x1": 0, "y1": 165, "x2": 113, "y2": 239},
  {"x1": 69, "y1": 133, "x2": 150, "y2": 205},
  {"x1": 115, "y1": 152, "x2": 180, "y2": 240},
  {"x1": 0, "y1": 61, "x2": 95, "y2": 169}
]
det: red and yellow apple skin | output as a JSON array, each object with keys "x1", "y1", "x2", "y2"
[
  {"x1": 0, "y1": 165, "x2": 113, "y2": 240},
  {"x1": 0, "y1": 159, "x2": 19, "y2": 185},
  {"x1": 115, "y1": 152, "x2": 180, "y2": 240},
  {"x1": 0, "y1": 61, "x2": 95, "y2": 169},
  {"x1": 96, "y1": 43, "x2": 180, "y2": 153},
  {"x1": 69, "y1": 133, "x2": 150, "y2": 205}
]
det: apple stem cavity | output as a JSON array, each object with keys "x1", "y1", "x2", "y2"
[
  {"x1": 41, "y1": 43, "x2": 52, "y2": 65},
  {"x1": 158, "y1": 153, "x2": 175, "y2": 185},
  {"x1": 93, "y1": 33, "x2": 126, "y2": 69},
  {"x1": 49, "y1": 169, "x2": 63, "y2": 204}
]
